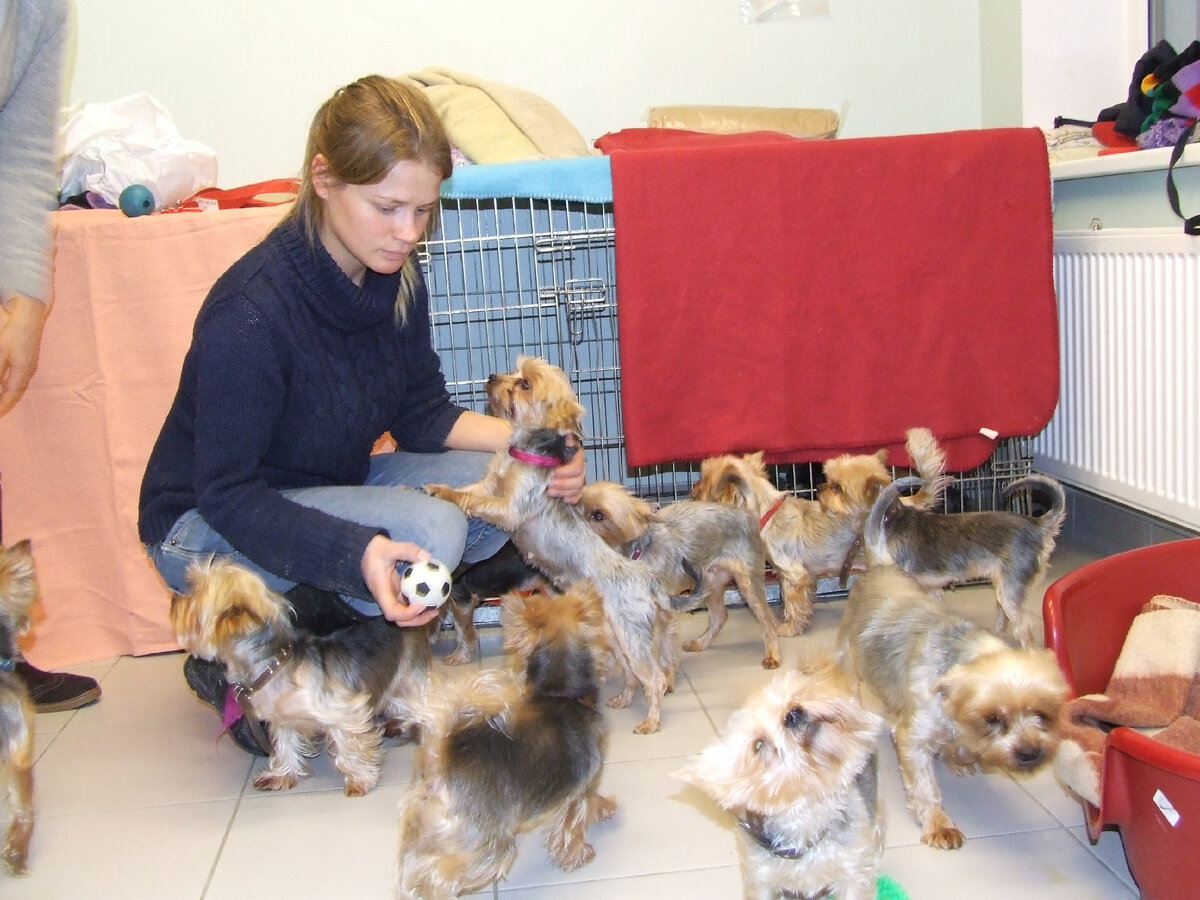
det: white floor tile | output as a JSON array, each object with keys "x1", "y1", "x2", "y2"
[
  {"x1": 500, "y1": 754, "x2": 737, "y2": 890},
  {"x1": 206, "y1": 786, "x2": 403, "y2": 899},
  {"x1": 33, "y1": 716, "x2": 252, "y2": 816},
  {"x1": 497, "y1": 864, "x2": 744, "y2": 898},
  {"x1": 880, "y1": 827, "x2": 1138, "y2": 898},
  {"x1": 3, "y1": 800, "x2": 237, "y2": 900}
]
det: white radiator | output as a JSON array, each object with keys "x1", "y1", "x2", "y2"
[{"x1": 1033, "y1": 227, "x2": 1200, "y2": 530}]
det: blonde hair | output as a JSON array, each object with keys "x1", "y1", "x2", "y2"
[{"x1": 288, "y1": 75, "x2": 452, "y2": 320}]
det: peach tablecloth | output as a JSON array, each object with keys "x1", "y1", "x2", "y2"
[{"x1": 0, "y1": 205, "x2": 288, "y2": 667}]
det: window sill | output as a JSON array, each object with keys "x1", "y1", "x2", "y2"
[{"x1": 1051, "y1": 142, "x2": 1200, "y2": 182}]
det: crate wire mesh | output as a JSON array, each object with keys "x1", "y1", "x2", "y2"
[{"x1": 421, "y1": 195, "x2": 1034, "y2": 600}]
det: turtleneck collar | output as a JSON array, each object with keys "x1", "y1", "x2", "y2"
[{"x1": 275, "y1": 216, "x2": 403, "y2": 334}]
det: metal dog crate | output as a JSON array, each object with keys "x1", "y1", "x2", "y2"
[{"x1": 421, "y1": 195, "x2": 1035, "y2": 585}]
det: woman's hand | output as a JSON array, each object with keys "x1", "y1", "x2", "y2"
[
  {"x1": 360, "y1": 534, "x2": 441, "y2": 626},
  {"x1": 548, "y1": 436, "x2": 586, "y2": 504},
  {"x1": 0, "y1": 294, "x2": 49, "y2": 418}
]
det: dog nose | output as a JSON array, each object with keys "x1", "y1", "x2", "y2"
[
  {"x1": 783, "y1": 706, "x2": 808, "y2": 730},
  {"x1": 1015, "y1": 745, "x2": 1045, "y2": 768},
  {"x1": 487, "y1": 374, "x2": 500, "y2": 385}
]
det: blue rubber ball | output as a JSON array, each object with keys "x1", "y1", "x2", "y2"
[{"x1": 118, "y1": 184, "x2": 155, "y2": 217}]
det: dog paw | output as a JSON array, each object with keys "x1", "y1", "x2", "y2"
[
  {"x1": 343, "y1": 779, "x2": 374, "y2": 798},
  {"x1": 1, "y1": 845, "x2": 28, "y2": 877},
  {"x1": 682, "y1": 639, "x2": 707, "y2": 653},
  {"x1": 920, "y1": 810, "x2": 965, "y2": 849},
  {"x1": 633, "y1": 716, "x2": 661, "y2": 735},
  {"x1": 775, "y1": 620, "x2": 800, "y2": 638},
  {"x1": 442, "y1": 646, "x2": 474, "y2": 666},
  {"x1": 424, "y1": 483, "x2": 452, "y2": 500},
  {"x1": 253, "y1": 770, "x2": 299, "y2": 792},
  {"x1": 761, "y1": 654, "x2": 781, "y2": 669},
  {"x1": 552, "y1": 840, "x2": 596, "y2": 872},
  {"x1": 605, "y1": 692, "x2": 633, "y2": 709},
  {"x1": 590, "y1": 793, "x2": 618, "y2": 824},
  {"x1": 592, "y1": 796, "x2": 619, "y2": 825}
]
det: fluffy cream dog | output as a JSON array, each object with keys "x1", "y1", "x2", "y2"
[{"x1": 676, "y1": 658, "x2": 885, "y2": 899}]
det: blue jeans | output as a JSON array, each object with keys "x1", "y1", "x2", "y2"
[{"x1": 146, "y1": 450, "x2": 506, "y2": 613}]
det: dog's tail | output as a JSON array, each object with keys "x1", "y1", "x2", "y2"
[
  {"x1": 861, "y1": 475, "x2": 921, "y2": 566},
  {"x1": 1002, "y1": 474, "x2": 1067, "y2": 538},
  {"x1": 901, "y1": 427, "x2": 953, "y2": 509}
]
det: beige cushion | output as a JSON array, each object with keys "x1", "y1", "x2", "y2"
[
  {"x1": 401, "y1": 67, "x2": 594, "y2": 164},
  {"x1": 647, "y1": 105, "x2": 839, "y2": 140}
]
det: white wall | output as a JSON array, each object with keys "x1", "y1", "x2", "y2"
[
  {"x1": 66, "y1": 0, "x2": 991, "y2": 186},
  {"x1": 1020, "y1": 0, "x2": 1147, "y2": 128}
]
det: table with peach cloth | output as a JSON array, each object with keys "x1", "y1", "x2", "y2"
[{"x1": 0, "y1": 205, "x2": 288, "y2": 668}]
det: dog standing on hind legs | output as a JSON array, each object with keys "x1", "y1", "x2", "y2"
[
  {"x1": 427, "y1": 356, "x2": 678, "y2": 733},
  {"x1": 0, "y1": 541, "x2": 37, "y2": 875},
  {"x1": 396, "y1": 584, "x2": 615, "y2": 899}
]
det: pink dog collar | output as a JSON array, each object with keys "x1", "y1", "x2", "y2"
[{"x1": 508, "y1": 445, "x2": 561, "y2": 468}]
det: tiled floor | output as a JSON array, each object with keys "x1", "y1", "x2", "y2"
[{"x1": 8, "y1": 540, "x2": 1139, "y2": 899}]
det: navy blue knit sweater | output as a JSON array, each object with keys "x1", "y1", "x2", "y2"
[{"x1": 137, "y1": 214, "x2": 465, "y2": 596}]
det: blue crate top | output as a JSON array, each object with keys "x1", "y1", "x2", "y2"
[{"x1": 440, "y1": 155, "x2": 613, "y2": 204}]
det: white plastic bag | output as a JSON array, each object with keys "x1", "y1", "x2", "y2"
[
  {"x1": 740, "y1": 0, "x2": 830, "y2": 24},
  {"x1": 59, "y1": 92, "x2": 218, "y2": 211}
]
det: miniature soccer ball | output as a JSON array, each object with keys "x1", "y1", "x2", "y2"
[{"x1": 399, "y1": 559, "x2": 453, "y2": 608}]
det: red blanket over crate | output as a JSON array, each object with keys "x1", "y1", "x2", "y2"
[{"x1": 596, "y1": 127, "x2": 1059, "y2": 471}]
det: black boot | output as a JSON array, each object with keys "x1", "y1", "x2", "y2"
[
  {"x1": 13, "y1": 659, "x2": 101, "y2": 713},
  {"x1": 182, "y1": 655, "x2": 269, "y2": 756}
]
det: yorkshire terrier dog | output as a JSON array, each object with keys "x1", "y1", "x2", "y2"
[
  {"x1": 396, "y1": 585, "x2": 615, "y2": 899},
  {"x1": 439, "y1": 541, "x2": 549, "y2": 666},
  {"x1": 427, "y1": 356, "x2": 678, "y2": 734},
  {"x1": 0, "y1": 541, "x2": 36, "y2": 875},
  {"x1": 675, "y1": 657, "x2": 885, "y2": 900},
  {"x1": 690, "y1": 427, "x2": 946, "y2": 637},
  {"x1": 837, "y1": 564, "x2": 1066, "y2": 849},
  {"x1": 580, "y1": 480, "x2": 781, "y2": 669},
  {"x1": 171, "y1": 559, "x2": 431, "y2": 796},
  {"x1": 861, "y1": 472, "x2": 1066, "y2": 648}
]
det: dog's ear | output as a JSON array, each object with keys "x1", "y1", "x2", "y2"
[
  {"x1": 213, "y1": 604, "x2": 270, "y2": 650},
  {"x1": 545, "y1": 396, "x2": 586, "y2": 436},
  {"x1": 715, "y1": 468, "x2": 750, "y2": 504},
  {"x1": 168, "y1": 592, "x2": 194, "y2": 638}
]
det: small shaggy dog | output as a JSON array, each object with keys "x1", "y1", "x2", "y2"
[
  {"x1": 579, "y1": 480, "x2": 780, "y2": 668},
  {"x1": 0, "y1": 541, "x2": 37, "y2": 875},
  {"x1": 690, "y1": 427, "x2": 947, "y2": 636},
  {"x1": 396, "y1": 585, "x2": 615, "y2": 899},
  {"x1": 676, "y1": 657, "x2": 885, "y2": 900},
  {"x1": 171, "y1": 559, "x2": 431, "y2": 796},
  {"x1": 837, "y1": 564, "x2": 1066, "y2": 849},
  {"x1": 861, "y1": 472, "x2": 1066, "y2": 648}
]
